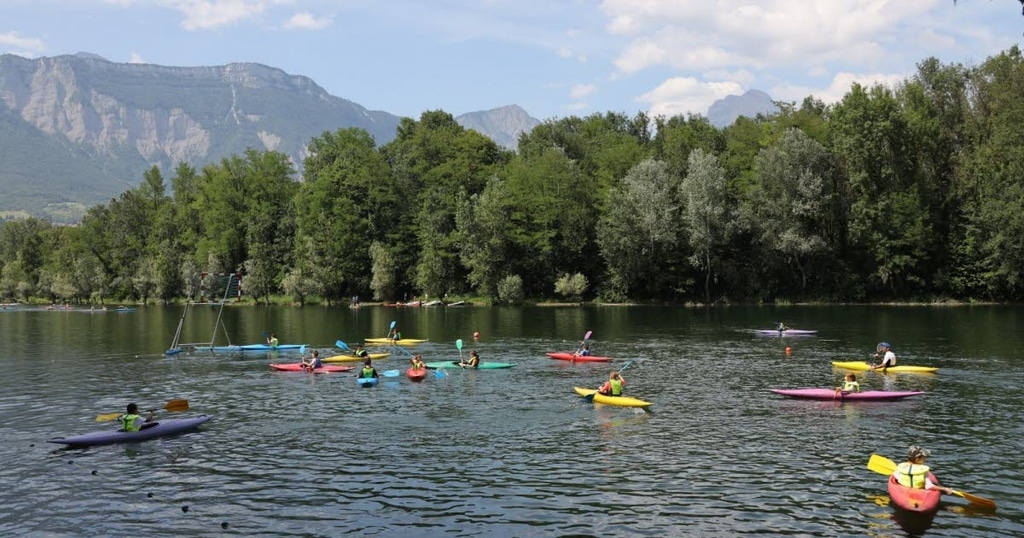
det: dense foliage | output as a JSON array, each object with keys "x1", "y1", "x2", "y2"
[{"x1": 3, "y1": 48, "x2": 1024, "y2": 305}]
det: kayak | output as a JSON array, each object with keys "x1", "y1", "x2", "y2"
[
  {"x1": 755, "y1": 329, "x2": 818, "y2": 336},
  {"x1": 831, "y1": 361, "x2": 939, "y2": 373},
  {"x1": 424, "y1": 361, "x2": 516, "y2": 370},
  {"x1": 364, "y1": 338, "x2": 428, "y2": 345},
  {"x1": 269, "y1": 363, "x2": 354, "y2": 373},
  {"x1": 50, "y1": 416, "x2": 212, "y2": 448},
  {"x1": 771, "y1": 388, "x2": 925, "y2": 401},
  {"x1": 358, "y1": 377, "x2": 379, "y2": 387},
  {"x1": 211, "y1": 343, "x2": 307, "y2": 352},
  {"x1": 573, "y1": 387, "x2": 652, "y2": 408},
  {"x1": 546, "y1": 352, "x2": 613, "y2": 363},
  {"x1": 407, "y1": 367, "x2": 427, "y2": 381},
  {"x1": 322, "y1": 353, "x2": 389, "y2": 363},
  {"x1": 888, "y1": 472, "x2": 941, "y2": 512}
]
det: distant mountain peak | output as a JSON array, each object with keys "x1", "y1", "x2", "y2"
[
  {"x1": 707, "y1": 89, "x2": 779, "y2": 128},
  {"x1": 456, "y1": 105, "x2": 541, "y2": 149}
]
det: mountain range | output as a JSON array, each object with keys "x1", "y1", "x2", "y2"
[
  {"x1": 1, "y1": 53, "x2": 772, "y2": 222},
  {"x1": 0, "y1": 53, "x2": 540, "y2": 222}
]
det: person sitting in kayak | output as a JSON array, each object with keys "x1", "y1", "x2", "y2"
[
  {"x1": 266, "y1": 333, "x2": 279, "y2": 348},
  {"x1": 359, "y1": 358, "x2": 379, "y2": 379},
  {"x1": 121, "y1": 403, "x2": 155, "y2": 432},
  {"x1": 410, "y1": 354, "x2": 426, "y2": 370},
  {"x1": 353, "y1": 344, "x2": 369, "y2": 359},
  {"x1": 777, "y1": 322, "x2": 790, "y2": 332},
  {"x1": 598, "y1": 371, "x2": 625, "y2": 396},
  {"x1": 387, "y1": 327, "x2": 402, "y2": 341},
  {"x1": 871, "y1": 342, "x2": 896, "y2": 370},
  {"x1": 301, "y1": 350, "x2": 323, "y2": 371},
  {"x1": 834, "y1": 373, "x2": 860, "y2": 398},
  {"x1": 577, "y1": 343, "x2": 592, "y2": 357},
  {"x1": 893, "y1": 445, "x2": 954, "y2": 495},
  {"x1": 460, "y1": 350, "x2": 480, "y2": 369}
]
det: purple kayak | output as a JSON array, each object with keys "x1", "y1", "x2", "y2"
[
  {"x1": 49, "y1": 416, "x2": 212, "y2": 447},
  {"x1": 771, "y1": 389, "x2": 925, "y2": 401}
]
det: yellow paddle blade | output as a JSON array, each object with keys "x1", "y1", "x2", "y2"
[
  {"x1": 164, "y1": 399, "x2": 189, "y2": 412},
  {"x1": 867, "y1": 454, "x2": 897, "y2": 475},
  {"x1": 95, "y1": 412, "x2": 123, "y2": 422},
  {"x1": 951, "y1": 489, "x2": 997, "y2": 510}
]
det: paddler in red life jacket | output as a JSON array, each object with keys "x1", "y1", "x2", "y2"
[
  {"x1": 121, "y1": 403, "x2": 154, "y2": 432},
  {"x1": 598, "y1": 371, "x2": 625, "y2": 396},
  {"x1": 893, "y1": 445, "x2": 953, "y2": 494},
  {"x1": 359, "y1": 358, "x2": 379, "y2": 379}
]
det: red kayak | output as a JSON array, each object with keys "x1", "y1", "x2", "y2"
[
  {"x1": 407, "y1": 367, "x2": 427, "y2": 381},
  {"x1": 888, "y1": 473, "x2": 941, "y2": 512},
  {"x1": 270, "y1": 363, "x2": 354, "y2": 373},
  {"x1": 546, "y1": 352, "x2": 613, "y2": 362}
]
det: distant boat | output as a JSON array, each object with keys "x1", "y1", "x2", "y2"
[
  {"x1": 447, "y1": 301, "x2": 466, "y2": 307},
  {"x1": 423, "y1": 300, "x2": 443, "y2": 307}
]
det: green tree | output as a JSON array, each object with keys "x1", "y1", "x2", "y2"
[{"x1": 680, "y1": 149, "x2": 733, "y2": 304}]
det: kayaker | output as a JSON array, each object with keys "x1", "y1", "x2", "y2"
[
  {"x1": 359, "y1": 358, "x2": 379, "y2": 379},
  {"x1": 301, "y1": 350, "x2": 323, "y2": 371},
  {"x1": 266, "y1": 333, "x2": 279, "y2": 348},
  {"x1": 777, "y1": 322, "x2": 790, "y2": 332},
  {"x1": 598, "y1": 371, "x2": 625, "y2": 396},
  {"x1": 871, "y1": 342, "x2": 896, "y2": 370},
  {"x1": 577, "y1": 343, "x2": 593, "y2": 357},
  {"x1": 460, "y1": 350, "x2": 480, "y2": 369},
  {"x1": 834, "y1": 373, "x2": 860, "y2": 398},
  {"x1": 353, "y1": 344, "x2": 369, "y2": 359},
  {"x1": 893, "y1": 445, "x2": 954, "y2": 495},
  {"x1": 387, "y1": 327, "x2": 402, "y2": 341},
  {"x1": 121, "y1": 403, "x2": 155, "y2": 432},
  {"x1": 410, "y1": 354, "x2": 426, "y2": 370}
]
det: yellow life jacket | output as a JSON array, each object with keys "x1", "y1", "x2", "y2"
[
  {"x1": 895, "y1": 462, "x2": 930, "y2": 489},
  {"x1": 609, "y1": 378, "x2": 623, "y2": 396},
  {"x1": 121, "y1": 413, "x2": 142, "y2": 432}
]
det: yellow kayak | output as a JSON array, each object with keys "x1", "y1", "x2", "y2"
[
  {"x1": 363, "y1": 338, "x2": 428, "y2": 346},
  {"x1": 322, "y1": 353, "x2": 389, "y2": 363},
  {"x1": 831, "y1": 361, "x2": 939, "y2": 373},
  {"x1": 573, "y1": 387, "x2": 652, "y2": 408}
]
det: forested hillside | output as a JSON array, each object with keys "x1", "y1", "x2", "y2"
[{"x1": 2, "y1": 47, "x2": 1023, "y2": 305}]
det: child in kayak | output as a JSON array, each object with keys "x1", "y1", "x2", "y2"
[
  {"x1": 410, "y1": 354, "x2": 426, "y2": 370},
  {"x1": 121, "y1": 403, "x2": 155, "y2": 432},
  {"x1": 460, "y1": 350, "x2": 480, "y2": 368},
  {"x1": 834, "y1": 373, "x2": 859, "y2": 398},
  {"x1": 359, "y1": 358, "x2": 379, "y2": 379},
  {"x1": 353, "y1": 344, "x2": 369, "y2": 359},
  {"x1": 577, "y1": 343, "x2": 592, "y2": 357},
  {"x1": 893, "y1": 445, "x2": 954, "y2": 495},
  {"x1": 266, "y1": 333, "x2": 279, "y2": 348},
  {"x1": 301, "y1": 350, "x2": 323, "y2": 371},
  {"x1": 598, "y1": 371, "x2": 625, "y2": 396}
]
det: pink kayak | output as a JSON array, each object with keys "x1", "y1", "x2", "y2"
[
  {"x1": 270, "y1": 363, "x2": 354, "y2": 373},
  {"x1": 546, "y1": 352, "x2": 613, "y2": 362},
  {"x1": 889, "y1": 472, "x2": 941, "y2": 512},
  {"x1": 771, "y1": 388, "x2": 925, "y2": 401},
  {"x1": 407, "y1": 367, "x2": 427, "y2": 381}
]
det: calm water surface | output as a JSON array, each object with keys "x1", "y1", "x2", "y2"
[{"x1": 0, "y1": 304, "x2": 1022, "y2": 536}]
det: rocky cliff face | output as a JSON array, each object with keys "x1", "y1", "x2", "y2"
[{"x1": 0, "y1": 53, "x2": 540, "y2": 222}]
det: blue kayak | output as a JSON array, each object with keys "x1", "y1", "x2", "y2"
[
  {"x1": 210, "y1": 343, "x2": 306, "y2": 352},
  {"x1": 49, "y1": 416, "x2": 212, "y2": 447},
  {"x1": 357, "y1": 377, "x2": 379, "y2": 387}
]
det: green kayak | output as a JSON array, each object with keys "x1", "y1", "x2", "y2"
[{"x1": 424, "y1": 361, "x2": 516, "y2": 370}]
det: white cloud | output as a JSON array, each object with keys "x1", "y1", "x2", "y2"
[
  {"x1": 156, "y1": 0, "x2": 290, "y2": 31},
  {"x1": 702, "y1": 68, "x2": 755, "y2": 85},
  {"x1": 0, "y1": 31, "x2": 46, "y2": 55},
  {"x1": 283, "y1": 12, "x2": 333, "y2": 30},
  {"x1": 772, "y1": 71, "x2": 907, "y2": 105},
  {"x1": 638, "y1": 77, "x2": 743, "y2": 117},
  {"x1": 570, "y1": 83, "x2": 596, "y2": 99}
]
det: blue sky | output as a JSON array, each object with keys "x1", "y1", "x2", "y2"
[{"x1": 1, "y1": 1, "x2": 1022, "y2": 122}]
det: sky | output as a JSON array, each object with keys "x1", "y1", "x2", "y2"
[{"x1": 0, "y1": 1, "x2": 1022, "y2": 122}]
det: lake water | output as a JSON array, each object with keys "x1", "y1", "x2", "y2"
[{"x1": 0, "y1": 304, "x2": 1022, "y2": 536}]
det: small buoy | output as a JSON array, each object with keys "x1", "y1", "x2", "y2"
[
  {"x1": 221, "y1": 522, "x2": 229, "y2": 529},
  {"x1": 147, "y1": 492, "x2": 154, "y2": 498},
  {"x1": 785, "y1": 347, "x2": 792, "y2": 354},
  {"x1": 68, "y1": 460, "x2": 73, "y2": 464},
  {"x1": 473, "y1": 331, "x2": 480, "y2": 340},
  {"x1": 182, "y1": 505, "x2": 189, "y2": 513},
  {"x1": 91, "y1": 470, "x2": 98, "y2": 475}
]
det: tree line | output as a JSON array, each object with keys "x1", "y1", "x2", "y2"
[{"x1": 2, "y1": 47, "x2": 1023, "y2": 305}]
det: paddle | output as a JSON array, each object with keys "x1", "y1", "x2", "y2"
[
  {"x1": 866, "y1": 454, "x2": 996, "y2": 509},
  {"x1": 583, "y1": 360, "x2": 635, "y2": 402},
  {"x1": 336, "y1": 339, "x2": 350, "y2": 351},
  {"x1": 435, "y1": 367, "x2": 448, "y2": 378},
  {"x1": 96, "y1": 399, "x2": 189, "y2": 422},
  {"x1": 456, "y1": 338, "x2": 464, "y2": 360},
  {"x1": 382, "y1": 369, "x2": 400, "y2": 377},
  {"x1": 574, "y1": 330, "x2": 593, "y2": 357},
  {"x1": 387, "y1": 320, "x2": 397, "y2": 340}
]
